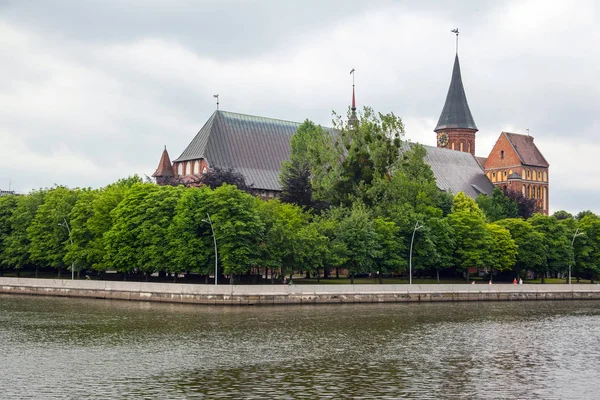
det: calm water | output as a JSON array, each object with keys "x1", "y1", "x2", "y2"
[{"x1": 1, "y1": 295, "x2": 599, "y2": 399}]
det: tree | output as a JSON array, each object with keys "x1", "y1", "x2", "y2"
[
  {"x1": 485, "y1": 223, "x2": 517, "y2": 280},
  {"x1": 1, "y1": 190, "x2": 46, "y2": 275},
  {"x1": 204, "y1": 184, "x2": 264, "y2": 281},
  {"x1": 27, "y1": 187, "x2": 79, "y2": 277},
  {"x1": 496, "y1": 218, "x2": 547, "y2": 281},
  {"x1": 447, "y1": 193, "x2": 491, "y2": 276},
  {"x1": 372, "y1": 217, "x2": 404, "y2": 283},
  {"x1": 504, "y1": 189, "x2": 535, "y2": 219},
  {"x1": 330, "y1": 107, "x2": 404, "y2": 207},
  {"x1": 413, "y1": 216, "x2": 455, "y2": 282},
  {"x1": 335, "y1": 204, "x2": 381, "y2": 284},
  {"x1": 104, "y1": 183, "x2": 183, "y2": 278},
  {"x1": 529, "y1": 214, "x2": 572, "y2": 278},
  {"x1": 553, "y1": 210, "x2": 573, "y2": 220},
  {"x1": 0, "y1": 195, "x2": 19, "y2": 275},
  {"x1": 279, "y1": 159, "x2": 314, "y2": 210},
  {"x1": 573, "y1": 215, "x2": 600, "y2": 282},
  {"x1": 280, "y1": 119, "x2": 337, "y2": 207},
  {"x1": 257, "y1": 199, "x2": 308, "y2": 280},
  {"x1": 167, "y1": 186, "x2": 213, "y2": 279},
  {"x1": 476, "y1": 187, "x2": 518, "y2": 222},
  {"x1": 196, "y1": 166, "x2": 254, "y2": 193},
  {"x1": 576, "y1": 210, "x2": 596, "y2": 220}
]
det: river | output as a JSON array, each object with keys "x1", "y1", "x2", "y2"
[{"x1": 1, "y1": 294, "x2": 599, "y2": 399}]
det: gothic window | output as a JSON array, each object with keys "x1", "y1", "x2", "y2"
[
  {"x1": 468, "y1": 142, "x2": 471, "y2": 153},
  {"x1": 543, "y1": 171, "x2": 547, "y2": 181},
  {"x1": 537, "y1": 187, "x2": 541, "y2": 198},
  {"x1": 187, "y1": 162, "x2": 192, "y2": 175},
  {"x1": 460, "y1": 142, "x2": 464, "y2": 151},
  {"x1": 500, "y1": 150, "x2": 505, "y2": 160},
  {"x1": 177, "y1": 163, "x2": 183, "y2": 175}
]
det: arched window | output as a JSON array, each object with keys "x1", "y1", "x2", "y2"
[
  {"x1": 468, "y1": 142, "x2": 471, "y2": 153},
  {"x1": 537, "y1": 187, "x2": 541, "y2": 198},
  {"x1": 522, "y1": 186, "x2": 526, "y2": 195},
  {"x1": 177, "y1": 163, "x2": 183, "y2": 175},
  {"x1": 543, "y1": 171, "x2": 547, "y2": 181},
  {"x1": 500, "y1": 150, "x2": 505, "y2": 160},
  {"x1": 451, "y1": 143, "x2": 455, "y2": 150},
  {"x1": 460, "y1": 142, "x2": 464, "y2": 151}
]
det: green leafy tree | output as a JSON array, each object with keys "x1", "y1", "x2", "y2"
[
  {"x1": 167, "y1": 186, "x2": 213, "y2": 279},
  {"x1": 257, "y1": 199, "x2": 308, "y2": 279},
  {"x1": 476, "y1": 187, "x2": 518, "y2": 222},
  {"x1": 485, "y1": 223, "x2": 518, "y2": 280},
  {"x1": 204, "y1": 184, "x2": 264, "y2": 281},
  {"x1": 1, "y1": 190, "x2": 46, "y2": 274},
  {"x1": 27, "y1": 187, "x2": 79, "y2": 277},
  {"x1": 335, "y1": 204, "x2": 381, "y2": 284},
  {"x1": 553, "y1": 210, "x2": 573, "y2": 220},
  {"x1": 330, "y1": 107, "x2": 404, "y2": 207},
  {"x1": 105, "y1": 183, "x2": 182, "y2": 278},
  {"x1": 447, "y1": 193, "x2": 491, "y2": 276},
  {"x1": 496, "y1": 218, "x2": 547, "y2": 281},
  {"x1": 0, "y1": 195, "x2": 19, "y2": 275},
  {"x1": 529, "y1": 214, "x2": 572, "y2": 278},
  {"x1": 573, "y1": 215, "x2": 600, "y2": 282},
  {"x1": 372, "y1": 217, "x2": 405, "y2": 283},
  {"x1": 413, "y1": 216, "x2": 455, "y2": 282},
  {"x1": 576, "y1": 210, "x2": 597, "y2": 220}
]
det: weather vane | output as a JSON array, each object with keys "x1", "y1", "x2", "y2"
[
  {"x1": 213, "y1": 94, "x2": 219, "y2": 110},
  {"x1": 451, "y1": 28, "x2": 459, "y2": 53}
]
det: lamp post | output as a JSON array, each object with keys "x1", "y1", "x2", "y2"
[
  {"x1": 58, "y1": 218, "x2": 75, "y2": 280},
  {"x1": 568, "y1": 227, "x2": 584, "y2": 285},
  {"x1": 409, "y1": 220, "x2": 424, "y2": 285},
  {"x1": 202, "y1": 213, "x2": 218, "y2": 285}
]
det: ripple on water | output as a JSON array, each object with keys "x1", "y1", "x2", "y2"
[{"x1": 1, "y1": 295, "x2": 600, "y2": 399}]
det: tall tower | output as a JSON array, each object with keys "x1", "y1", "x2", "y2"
[{"x1": 434, "y1": 30, "x2": 478, "y2": 155}]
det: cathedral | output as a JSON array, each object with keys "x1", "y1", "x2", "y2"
[{"x1": 154, "y1": 44, "x2": 550, "y2": 214}]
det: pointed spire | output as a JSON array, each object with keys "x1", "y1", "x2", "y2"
[
  {"x1": 434, "y1": 54, "x2": 478, "y2": 132},
  {"x1": 349, "y1": 68, "x2": 358, "y2": 129},
  {"x1": 152, "y1": 146, "x2": 175, "y2": 178}
]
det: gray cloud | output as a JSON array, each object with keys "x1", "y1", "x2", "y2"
[{"x1": 0, "y1": 0, "x2": 598, "y2": 214}]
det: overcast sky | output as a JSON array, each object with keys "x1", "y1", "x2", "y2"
[{"x1": 1, "y1": 0, "x2": 598, "y2": 214}]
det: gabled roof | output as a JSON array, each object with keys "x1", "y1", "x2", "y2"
[
  {"x1": 173, "y1": 110, "x2": 493, "y2": 197},
  {"x1": 503, "y1": 132, "x2": 549, "y2": 168},
  {"x1": 174, "y1": 110, "x2": 302, "y2": 191},
  {"x1": 152, "y1": 147, "x2": 175, "y2": 177},
  {"x1": 420, "y1": 145, "x2": 494, "y2": 197},
  {"x1": 435, "y1": 54, "x2": 478, "y2": 132}
]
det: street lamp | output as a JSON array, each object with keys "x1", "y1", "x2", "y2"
[
  {"x1": 201, "y1": 213, "x2": 218, "y2": 285},
  {"x1": 568, "y1": 227, "x2": 584, "y2": 285},
  {"x1": 58, "y1": 217, "x2": 75, "y2": 280},
  {"x1": 409, "y1": 220, "x2": 424, "y2": 285}
]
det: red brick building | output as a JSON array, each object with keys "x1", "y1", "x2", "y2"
[
  {"x1": 434, "y1": 49, "x2": 550, "y2": 214},
  {"x1": 482, "y1": 132, "x2": 549, "y2": 214}
]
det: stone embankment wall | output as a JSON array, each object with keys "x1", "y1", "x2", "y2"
[{"x1": 2, "y1": 278, "x2": 600, "y2": 305}]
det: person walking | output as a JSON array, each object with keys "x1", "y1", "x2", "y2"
[{"x1": 513, "y1": 278, "x2": 518, "y2": 284}]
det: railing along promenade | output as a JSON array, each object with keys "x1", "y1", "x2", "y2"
[{"x1": 2, "y1": 277, "x2": 600, "y2": 305}]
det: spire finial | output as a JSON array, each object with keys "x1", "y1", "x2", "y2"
[
  {"x1": 213, "y1": 94, "x2": 219, "y2": 110},
  {"x1": 164, "y1": 145, "x2": 166, "y2": 151},
  {"x1": 350, "y1": 68, "x2": 356, "y2": 111},
  {"x1": 451, "y1": 28, "x2": 459, "y2": 54}
]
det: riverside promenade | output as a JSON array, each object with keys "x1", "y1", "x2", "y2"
[{"x1": 2, "y1": 277, "x2": 600, "y2": 306}]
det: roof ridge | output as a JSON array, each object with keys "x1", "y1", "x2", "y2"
[{"x1": 218, "y1": 110, "x2": 302, "y2": 125}]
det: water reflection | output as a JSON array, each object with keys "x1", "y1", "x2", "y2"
[{"x1": 1, "y1": 295, "x2": 599, "y2": 399}]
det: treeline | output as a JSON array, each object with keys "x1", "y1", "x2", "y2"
[{"x1": 0, "y1": 107, "x2": 598, "y2": 283}]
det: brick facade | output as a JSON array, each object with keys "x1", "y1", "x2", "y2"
[
  {"x1": 437, "y1": 128, "x2": 477, "y2": 155},
  {"x1": 483, "y1": 132, "x2": 549, "y2": 214}
]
